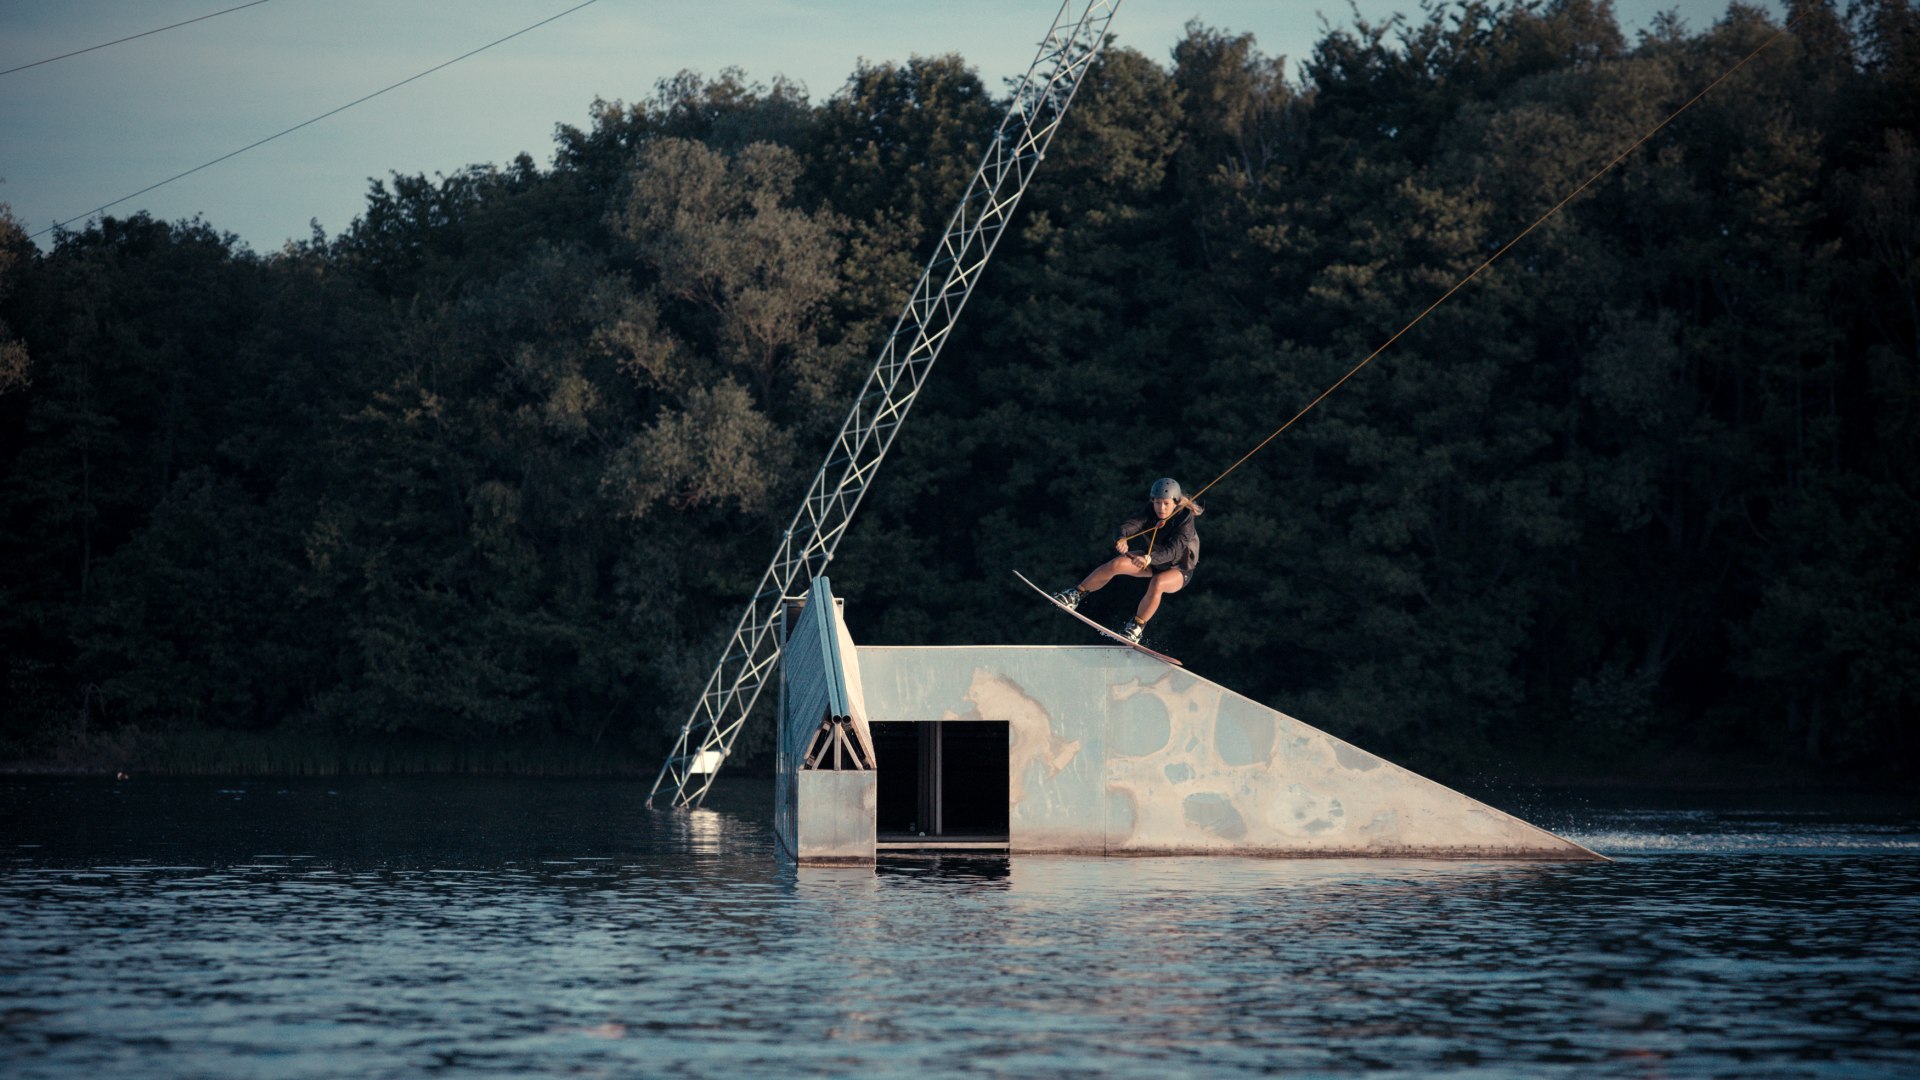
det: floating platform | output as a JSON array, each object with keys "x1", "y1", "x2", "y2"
[{"x1": 775, "y1": 577, "x2": 1603, "y2": 864}]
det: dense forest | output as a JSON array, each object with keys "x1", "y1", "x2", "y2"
[{"x1": 1, "y1": 0, "x2": 1914, "y2": 779}]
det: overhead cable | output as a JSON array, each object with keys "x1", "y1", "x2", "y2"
[
  {"x1": 1123, "y1": 12, "x2": 1806, "y2": 543},
  {"x1": 30, "y1": 0, "x2": 604, "y2": 241},
  {"x1": 0, "y1": 1, "x2": 277, "y2": 78}
]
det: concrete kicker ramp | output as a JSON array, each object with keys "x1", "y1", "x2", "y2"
[{"x1": 853, "y1": 644, "x2": 1602, "y2": 860}]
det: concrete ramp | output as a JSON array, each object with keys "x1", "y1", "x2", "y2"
[
  {"x1": 774, "y1": 578, "x2": 1600, "y2": 861},
  {"x1": 854, "y1": 645, "x2": 1601, "y2": 860}
]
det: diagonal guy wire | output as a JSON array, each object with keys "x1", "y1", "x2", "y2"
[
  {"x1": 29, "y1": 0, "x2": 603, "y2": 241},
  {"x1": 0, "y1": 0, "x2": 277, "y2": 78}
]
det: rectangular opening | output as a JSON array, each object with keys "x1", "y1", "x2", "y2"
[{"x1": 872, "y1": 720, "x2": 1008, "y2": 846}]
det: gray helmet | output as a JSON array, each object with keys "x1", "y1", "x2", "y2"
[{"x1": 1149, "y1": 477, "x2": 1183, "y2": 501}]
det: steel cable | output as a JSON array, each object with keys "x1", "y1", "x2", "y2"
[
  {"x1": 1122, "y1": 13, "x2": 1806, "y2": 544},
  {"x1": 29, "y1": 0, "x2": 603, "y2": 241},
  {"x1": 0, "y1": 1, "x2": 277, "y2": 78}
]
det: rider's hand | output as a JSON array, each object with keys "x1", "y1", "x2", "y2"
[
  {"x1": 1130, "y1": 553, "x2": 1150, "y2": 570},
  {"x1": 1114, "y1": 539, "x2": 1129, "y2": 554}
]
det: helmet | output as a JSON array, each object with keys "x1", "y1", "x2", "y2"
[{"x1": 1149, "y1": 477, "x2": 1183, "y2": 501}]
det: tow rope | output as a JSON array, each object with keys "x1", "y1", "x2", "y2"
[{"x1": 1122, "y1": 13, "x2": 1805, "y2": 548}]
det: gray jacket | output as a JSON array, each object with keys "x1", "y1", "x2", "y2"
[{"x1": 1114, "y1": 504, "x2": 1200, "y2": 573}]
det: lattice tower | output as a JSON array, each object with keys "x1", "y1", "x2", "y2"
[{"x1": 648, "y1": 0, "x2": 1121, "y2": 807}]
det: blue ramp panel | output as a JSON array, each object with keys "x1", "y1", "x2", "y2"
[{"x1": 774, "y1": 577, "x2": 877, "y2": 863}]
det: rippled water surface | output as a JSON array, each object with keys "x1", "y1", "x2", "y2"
[{"x1": 3, "y1": 776, "x2": 1916, "y2": 1077}]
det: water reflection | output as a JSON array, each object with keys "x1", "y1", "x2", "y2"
[
  {"x1": 1, "y1": 776, "x2": 1915, "y2": 1078},
  {"x1": 872, "y1": 856, "x2": 1011, "y2": 884}
]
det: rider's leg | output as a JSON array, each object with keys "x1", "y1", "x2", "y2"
[
  {"x1": 1078, "y1": 554, "x2": 1150, "y2": 593},
  {"x1": 1133, "y1": 568, "x2": 1187, "y2": 623}
]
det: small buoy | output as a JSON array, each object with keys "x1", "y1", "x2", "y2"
[{"x1": 115, "y1": 770, "x2": 129, "y2": 781}]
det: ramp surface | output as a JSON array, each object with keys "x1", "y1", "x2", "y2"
[{"x1": 855, "y1": 645, "x2": 1602, "y2": 859}]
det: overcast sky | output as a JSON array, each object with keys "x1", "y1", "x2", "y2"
[{"x1": 1, "y1": 1, "x2": 1781, "y2": 253}]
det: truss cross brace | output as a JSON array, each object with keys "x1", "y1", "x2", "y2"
[{"x1": 647, "y1": 0, "x2": 1120, "y2": 808}]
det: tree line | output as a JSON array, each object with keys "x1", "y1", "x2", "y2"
[{"x1": 1, "y1": 0, "x2": 1914, "y2": 777}]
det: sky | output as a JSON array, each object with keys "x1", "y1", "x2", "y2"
[{"x1": 1, "y1": 0, "x2": 1784, "y2": 253}]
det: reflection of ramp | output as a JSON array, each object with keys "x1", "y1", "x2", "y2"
[{"x1": 780, "y1": 578, "x2": 1604, "y2": 862}]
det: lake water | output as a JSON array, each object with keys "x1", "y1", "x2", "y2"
[{"x1": 2, "y1": 776, "x2": 1916, "y2": 1078}]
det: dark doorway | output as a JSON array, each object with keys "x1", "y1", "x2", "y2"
[
  {"x1": 872, "y1": 721, "x2": 1009, "y2": 843},
  {"x1": 871, "y1": 722, "x2": 921, "y2": 835}
]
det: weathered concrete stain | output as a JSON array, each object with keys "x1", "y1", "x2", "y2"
[
  {"x1": 959, "y1": 669, "x2": 1080, "y2": 804},
  {"x1": 1183, "y1": 792, "x2": 1248, "y2": 840},
  {"x1": 1107, "y1": 670, "x2": 1242, "y2": 851},
  {"x1": 1215, "y1": 706, "x2": 1274, "y2": 767},
  {"x1": 1267, "y1": 782, "x2": 1345, "y2": 838},
  {"x1": 1108, "y1": 685, "x2": 1172, "y2": 758},
  {"x1": 1334, "y1": 743, "x2": 1382, "y2": 771}
]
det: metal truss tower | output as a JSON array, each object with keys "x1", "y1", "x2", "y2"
[{"x1": 648, "y1": 0, "x2": 1122, "y2": 808}]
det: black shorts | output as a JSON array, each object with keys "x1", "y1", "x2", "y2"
[{"x1": 1150, "y1": 564, "x2": 1193, "y2": 587}]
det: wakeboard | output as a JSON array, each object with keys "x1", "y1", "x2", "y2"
[{"x1": 1012, "y1": 570, "x2": 1183, "y2": 667}]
